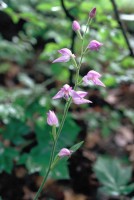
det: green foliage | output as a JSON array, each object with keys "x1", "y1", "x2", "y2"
[
  {"x1": 1, "y1": 118, "x2": 30, "y2": 145},
  {"x1": 0, "y1": 142, "x2": 18, "y2": 173},
  {"x1": 94, "y1": 157, "x2": 134, "y2": 196},
  {"x1": 86, "y1": 109, "x2": 121, "y2": 138},
  {"x1": 0, "y1": 82, "x2": 81, "y2": 178}
]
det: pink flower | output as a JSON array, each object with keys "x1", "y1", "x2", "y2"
[
  {"x1": 52, "y1": 48, "x2": 75, "y2": 63},
  {"x1": 72, "y1": 91, "x2": 92, "y2": 105},
  {"x1": 72, "y1": 20, "x2": 80, "y2": 31},
  {"x1": 88, "y1": 40, "x2": 103, "y2": 51},
  {"x1": 53, "y1": 84, "x2": 81, "y2": 100},
  {"x1": 89, "y1": 7, "x2": 96, "y2": 18},
  {"x1": 53, "y1": 84, "x2": 91, "y2": 104},
  {"x1": 47, "y1": 110, "x2": 59, "y2": 126},
  {"x1": 58, "y1": 148, "x2": 73, "y2": 157},
  {"x1": 83, "y1": 70, "x2": 105, "y2": 87}
]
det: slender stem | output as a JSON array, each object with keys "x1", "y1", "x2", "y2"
[
  {"x1": 34, "y1": 140, "x2": 56, "y2": 200},
  {"x1": 78, "y1": 17, "x2": 92, "y2": 69},
  {"x1": 56, "y1": 99, "x2": 72, "y2": 141}
]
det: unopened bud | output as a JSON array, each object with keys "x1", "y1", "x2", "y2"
[
  {"x1": 88, "y1": 40, "x2": 103, "y2": 51},
  {"x1": 89, "y1": 7, "x2": 96, "y2": 18},
  {"x1": 58, "y1": 148, "x2": 73, "y2": 158},
  {"x1": 47, "y1": 110, "x2": 59, "y2": 127},
  {"x1": 72, "y1": 20, "x2": 80, "y2": 31}
]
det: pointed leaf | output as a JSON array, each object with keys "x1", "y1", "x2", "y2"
[{"x1": 70, "y1": 141, "x2": 84, "y2": 152}]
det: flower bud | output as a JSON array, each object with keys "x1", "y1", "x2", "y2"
[
  {"x1": 47, "y1": 110, "x2": 59, "y2": 127},
  {"x1": 89, "y1": 7, "x2": 96, "y2": 18},
  {"x1": 58, "y1": 148, "x2": 73, "y2": 158},
  {"x1": 72, "y1": 20, "x2": 80, "y2": 31},
  {"x1": 88, "y1": 40, "x2": 103, "y2": 51}
]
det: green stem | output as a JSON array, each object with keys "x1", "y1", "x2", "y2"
[
  {"x1": 56, "y1": 99, "x2": 72, "y2": 140},
  {"x1": 33, "y1": 140, "x2": 56, "y2": 200},
  {"x1": 78, "y1": 18, "x2": 92, "y2": 69}
]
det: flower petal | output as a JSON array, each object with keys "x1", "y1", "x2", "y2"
[
  {"x1": 73, "y1": 98, "x2": 92, "y2": 105},
  {"x1": 58, "y1": 48, "x2": 72, "y2": 56},
  {"x1": 53, "y1": 90, "x2": 64, "y2": 99},
  {"x1": 87, "y1": 70, "x2": 102, "y2": 78},
  {"x1": 93, "y1": 78, "x2": 105, "y2": 87},
  {"x1": 52, "y1": 55, "x2": 70, "y2": 63},
  {"x1": 70, "y1": 90, "x2": 82, "y2": 99},
  {"x1": 82, "y1": 75, "x2": 89, "y2": 84},
  {"x1": 75, "y1": 91, "x2": 88, "y2": 98}
]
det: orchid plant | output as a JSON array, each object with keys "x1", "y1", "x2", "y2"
[{"x1": 34, "y1": 7, "x2": 105, "y2": 200}]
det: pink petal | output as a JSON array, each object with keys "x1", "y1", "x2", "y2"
[
  {"x1": 52, "y1": 55, "x2": 70, "y2": 63},
  {"x1": 87, "y1": 70, "x2": 101, "y2": 78},
  {"x1": 82, "y1": 75, "x2": 89, "y2": 84},
  {"x1": 93, "y1": 78, "x2": 105, "y2": 87},
  {"x1": 58, "y1": 48, "x2": 72, "y2": 56},
  {"x1": 62, "y1": 84, "x2": 72, "y2": 91},
  {"x1": 87, "y1": 70, "x2": 102, "y2": 78},
  {"x1": 73, "y1": 98, "x2": 92, "y2": 105},
  {"x1": 70, "y1": 90, "x2": 82, "y2": 99},
  {"x1": 53, "y1": 90, "x2": 64, "y2": 99},
  {"x1": 75, "y1": 91, "x2": 88, "y2": 98}
]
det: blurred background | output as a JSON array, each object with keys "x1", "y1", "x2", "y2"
[{"x1": 0, "y1": 0, "x2": 134, "y2": 199}]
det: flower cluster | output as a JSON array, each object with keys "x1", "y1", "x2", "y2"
[
  {"x1": 34, "y1": 7, "x2": 107, "y2": 200},
  {"x1": 47, "y1": 7, "x2": 105, "y2": 158}
]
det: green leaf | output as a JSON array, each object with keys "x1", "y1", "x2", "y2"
[
  {"x1": 70, "y1": 141, "x2": 84, "y2": 152},
  {"x1": 58, "y1": 114, "x2": 81, "y2": 148},
  {"x1": 51, "y1": 158, "x2": 69, "y2": 179},
  {"x1": 119, "y1": 184, "x2": 134, "y2": 195},
  {"x1": 26, "y1": 143, "x2": 69, "y2": 179},
  {"x1": 4, "y1": 7, "x2": 19, "y2": 23},
  {"x1": 93, "y1": 156, "x2": 133, "y2": 196},
  {"x1": 99, "y1": 186, "x2": 120, "y2": 196},
  {"x1": 1, "y1": 118, "x2": 30, "y2": 145},
  {"x1": 0, "y1": 142, "x2": 18, "y2": 173}
]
